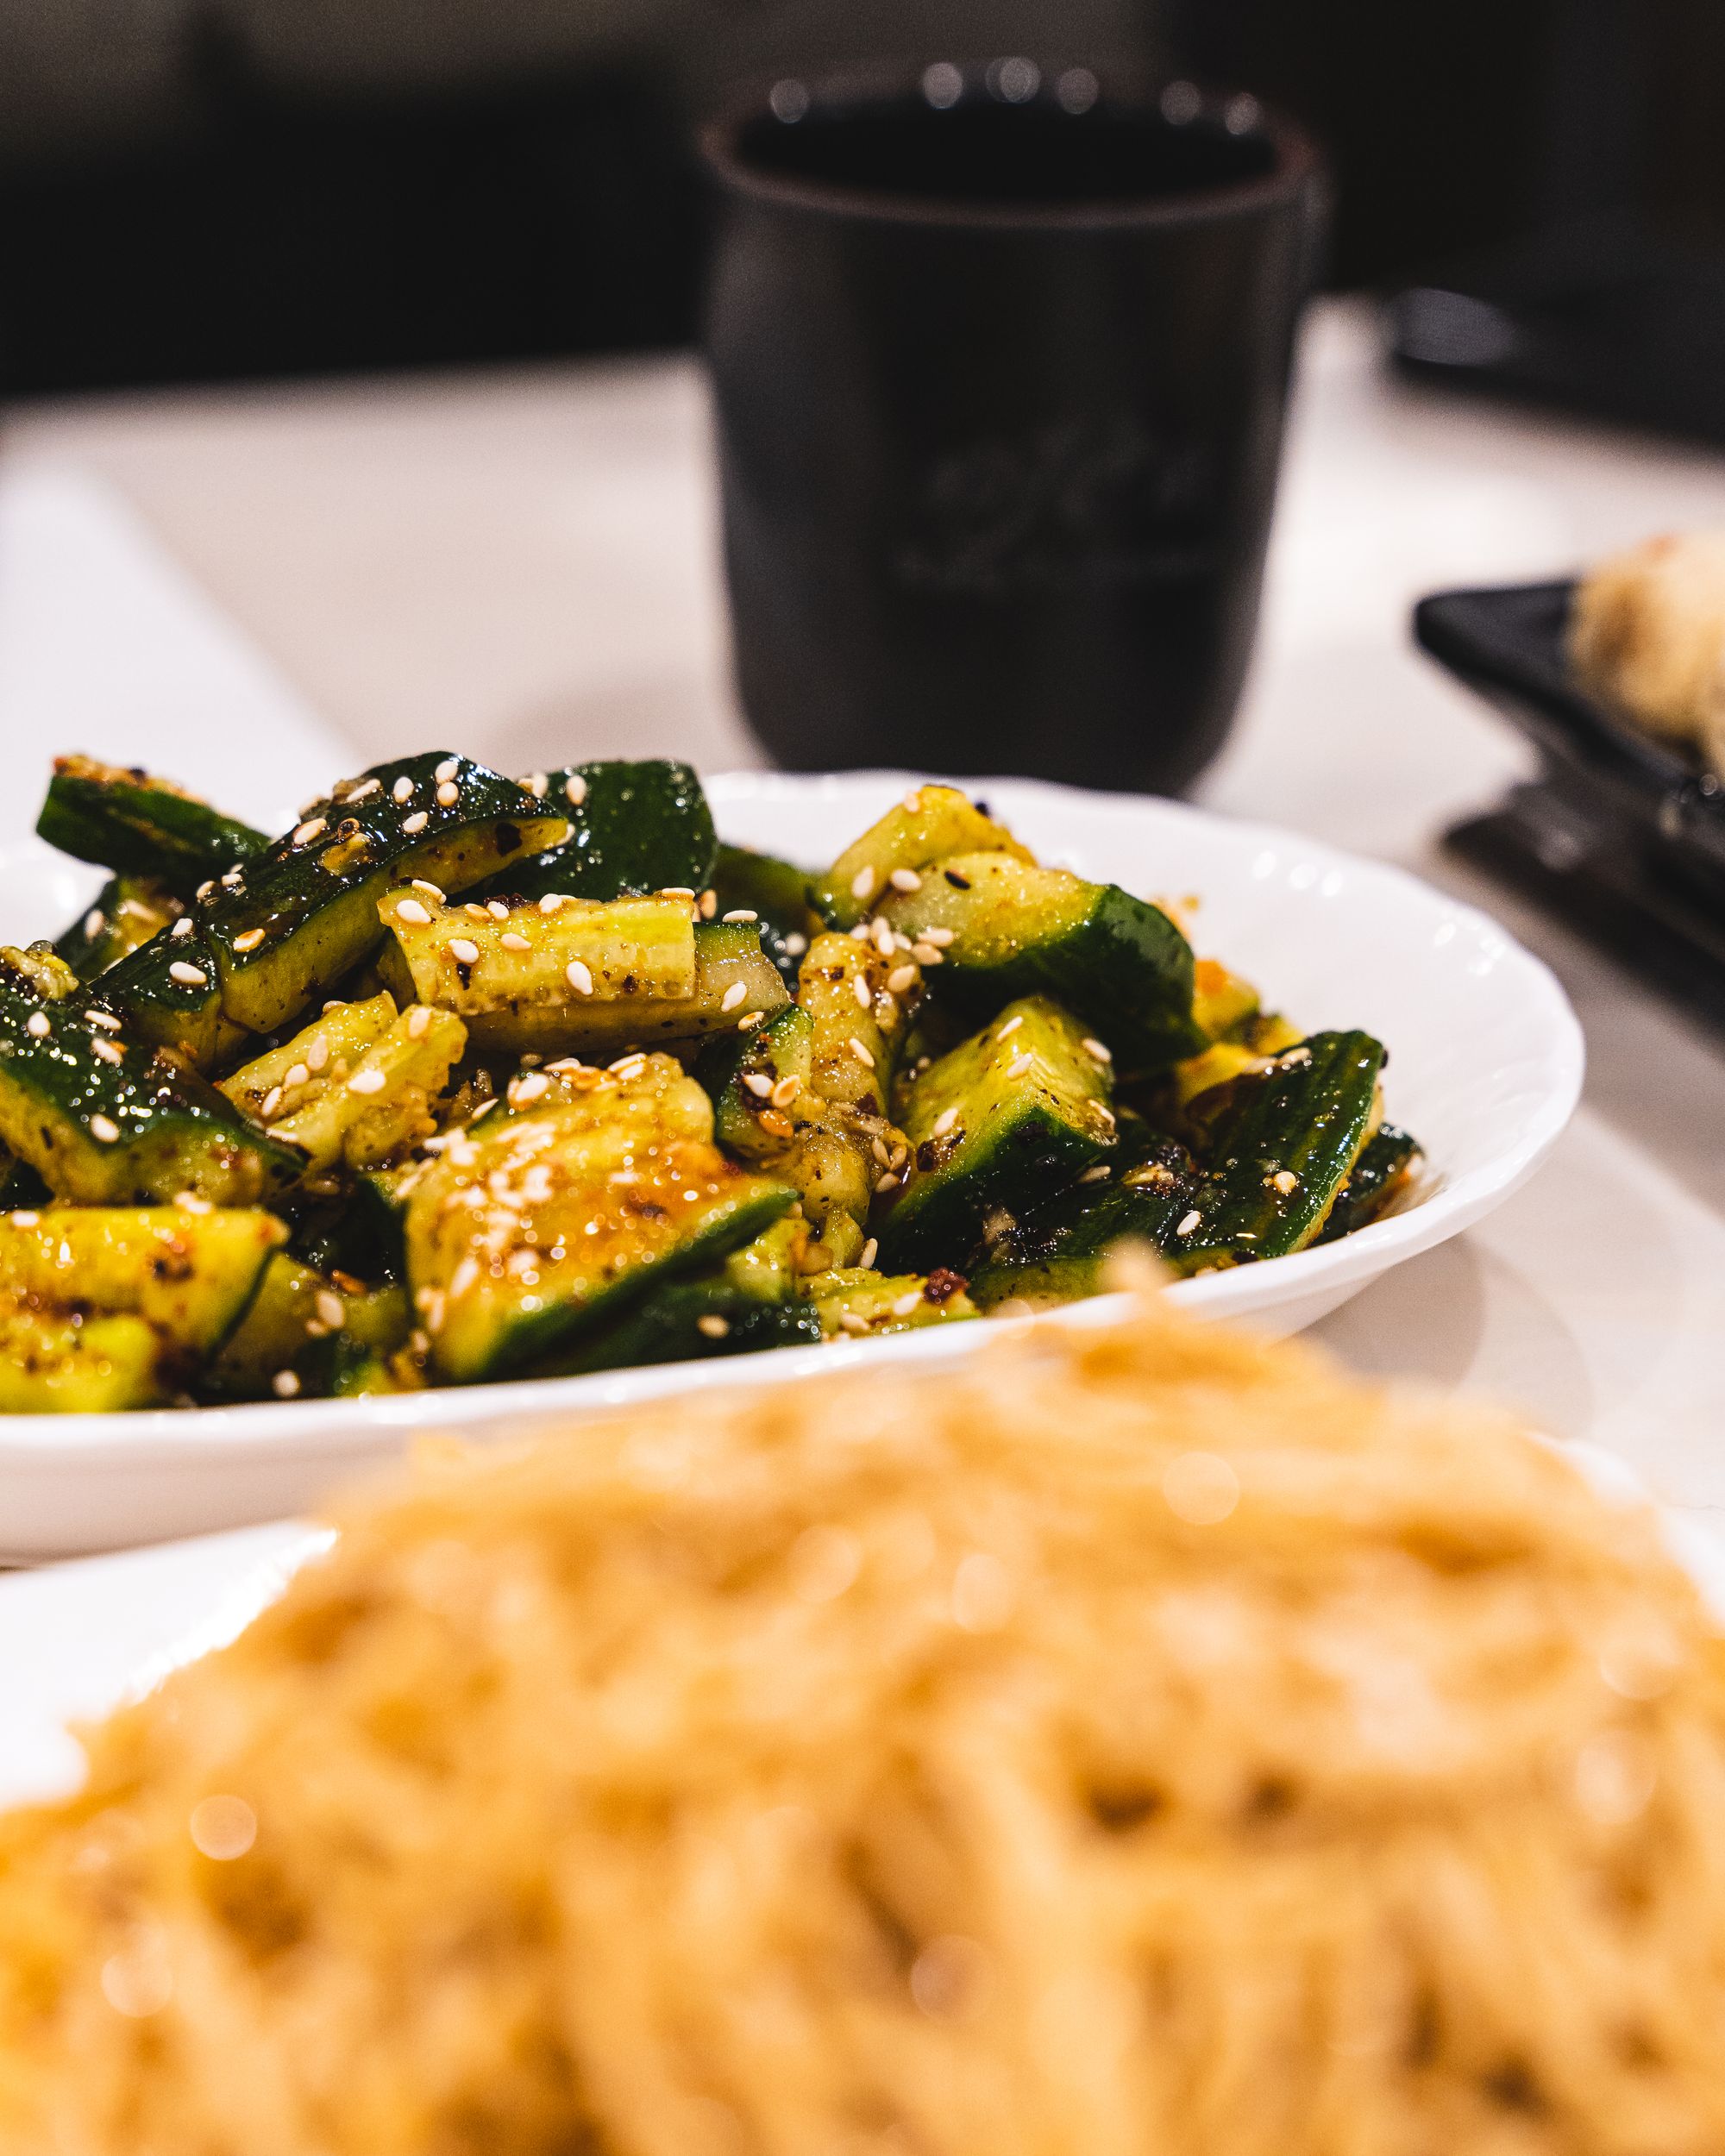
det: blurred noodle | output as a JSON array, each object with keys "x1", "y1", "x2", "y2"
[{"x1": 3, "y1": 1284, "x2": 1725, "y2": 2153}]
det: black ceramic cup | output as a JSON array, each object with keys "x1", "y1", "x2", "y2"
[{"x1": 699, "y1": 64, "x2": 1325, "y2": 794}]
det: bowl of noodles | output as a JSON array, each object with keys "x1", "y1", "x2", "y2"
[{"x1": 2, "y1": 1279, "x2": 1723, "y2": 2154}]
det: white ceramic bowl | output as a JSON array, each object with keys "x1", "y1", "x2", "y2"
[{"x1": 0, "y1": 771, "x2": 1583, "y2": 1558}]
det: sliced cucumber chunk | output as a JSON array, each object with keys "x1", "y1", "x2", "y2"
[
  {"x1": 97, "y1": 922, "x2": 250, "y2": 1071},
  {"x1": 473, "y1": 759, "x2": 717, "y2": 904},
  {"x1": 54, "y1": 877, "x2": 181, "y2": 982},
  {"x1": 197, "y1": 752, "x2": 568, "y2": 1035},
  {"x1": 0, "y1": 1303, "x2": 166, "y2": 1413},
  {"x1": 878, "y1": 994, "x2": 1115, "y2": 1272},
  {"x1": 1169, "y1": 1031, "x2": 1385, "y2": 1272},
  {"x1": 713, "y1": 842, "x2": 819, "y2": 943},
  {"x1": 967, "y1": 1138, "x2": 1198, "y2": 1308},
  {"x1": 36, "y1": 755, "x2": 267, "y2": 897},
  {"x1": 814, "y1": 784, "x2": 1035, "y2": 929},
  {"x1": 807, "y1": 1268, "x2": 978, "y2": 1337},
  {"x1": 1317, "y1": 1122, "x2": 1421, "y2": 1244},
  {"x1": 880, "y1": 851, "x2": 1204, "y2": 1076}
]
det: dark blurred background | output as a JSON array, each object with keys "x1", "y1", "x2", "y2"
[{"x1": 3, "y1": 0, "x2": 1725, "y2": 398}]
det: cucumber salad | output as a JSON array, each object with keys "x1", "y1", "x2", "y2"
[{"x1": 0, "y1": 755, "x2": 1421, "y2": 1411}]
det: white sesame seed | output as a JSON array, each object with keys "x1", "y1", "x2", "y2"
[
  {"x1": 348, "y1": 777, "x2": 381, "y2": 802},
  {"x1": 394, "y1": 898, "x2": 431, "y2": 927},
  {"x1": 874, "y1": 1169, "x2": 900, "y2": 1194},
  {"x1": 510, "y1": 1074, "x2": 549, "y2": 1109},
  {"x1": 718, "y1": 981, "x2": 748, "y2": 1012},
  {"x1": 853, "y1": 975, "x2": 872, "y2": 1011},
  {"x1": 1082, "y1": 1037, "x2": 1112, "y2": 1062},
  {"x1": 436, "y1": 781, "x2": 459, "y2": 808},
  {"x1": 743, "y1": 1072, "x2": 774, "y2": 1098},
  {"x1": 566, "y1": 959, "x2": 594, "y2": 995},
  {"x1": 91, "y1": 1036, "x2": 122, "y2": 1064},
  {"x1": 500, "y1": 931, "x2": 530, "y2": 952},
  {"x1": 889, "y1": 867, "x2": 923, "y2": 893},
  {"x1": 282, "y1": 1062, "x2": 310, "y2": 1090},
  {"x1": 839, "y1": 1309, "x2": 870, "y2": 1334},
  {"x1": 911, "y1": 943, "x2": 944, "y2": 966},
  {"x1": 272, "y1": 1369, "x2": 301, "y2": 1398},
  {"x1": 231, "y1": 927, "x2": 265, "y2": 953},
  {"x1": 292, "y1": 818, "x2": 327, "y2": 846},
  {"x1": 997, "y1": 1014, "x2": 1024, "y2": 1039},
  {"x1": 526, "y1": 771, "x2": 549, "y2": 798},
  {"x1": 848, "y1": 923, "x2": 870, "y2": 943},
  {"x1": 886, "y1": 964, "x2": 918, "y2": 993},
  {"x1": 89, "y1": 1113, "x2": 120, "y2": 1144},
  {"x1": 173, "y1": 1191, "x2": 213, "y2": 1214},
  {"x1": 433, "y1": 756, "x2": 459, "y2": 783},
  {"x1": 1006, "y1": 1051, "x2": 1035, "y2": 1080},
  {"x1": 1079, "y1": 1164, "x2": 1113, "y2": 1183},
  {"x1": 873, "y1": 920, "x2": 895, "y2": 958},
  {"x1": 848, "y1": 1036, "x2": 875, "y2": 1069},
  {"x1": 392, "y1": 776, "x2": 415, "y2": 803},
  {"x1": 610, "y1": 1053, "x2": 647, "y2": 1075},
  {"x1": 82, "y1": 907, "x2": 107, "y2": 938},
  {"x1": 921, "y1": 926, "x2": 956, "y2": 947},
  {"x1": 305, "y1": 1035, "x2": 329, "y2": 1072},
  {"x1": 24, "y1": 1010, "x2": 50, "y2": 1038},
  {"x1": 407, "y1": 1006, "x2": 431, "y2": 1038},
  {"x1": 696, "y1": 1313, "x2": 731, "y2": 1339},
  {"x1": 9, "y1": 1211, "x2": 39, "y2": 1228},
  {"x1": 850, "y1": 865, "x2": 876, "y2": 902},
  {"x1": 481, "y1": 899, "x2": 508, "y2": 922},
  {"x1": 892, "y1": 1290, "x2": 923, "y2": 1316},
  {"x1": 722, "y1": 908, "x2": 759, "y2": 923},
  {"x1": 348, "y1": 1068, "x2": 386, "y2": 1095},
  {"x1": 195, "y1": 881, "x2": 216, "y2": 902},
  {"x1": 856, "y1": 1238, "x2": 878, "y2": 1269},
  {"x1": 86, "y1": 1009, "x2": 121, "y2": 1030},
  {"x1": 770, "y1": 1075, "x2": 802, "y2": 1108},
  {"x1": 564, "y1": 771, "x2": 589, "y2": 806},
  {"x1": 737, "y1": 1011, "x2": 765, "y2": 1030},
  {"x1": 260, "y1": 1085, "x2": 284, "y2": 1119},
  {"x1": 1176, "y1": 1210, "x2": 1201, "y2": 1237},
  {"x1": 659, "y1": 887, "x2": 695, "y2": 900},
  {"x1": 401, "y1": 810, "x2": 430, "y2": 835},
  {"x1": 783, "y1": 932, "x2": 807, "y2": 956},
  {"x1": 168, "y1": 961, "x2": 208, "y2": 987},
  {"x1": 170, "y1": 916, "x2": 195, "y2": 940},
  {"x1": 462, "y1": 903, "x2": 487, "y2": 920},
  {"x1": 312, "y1": 1288, "x2": 344, "y2": 1330},
  {"x1": 932, "y1": 1105, "x2": 959, "y2": 1137},
  {"x1": 538, "y1": 892, "x2": 565, "y2": 915},
  {"x1": 448, "y1": 938, "x2": 480, "y2": 965}
]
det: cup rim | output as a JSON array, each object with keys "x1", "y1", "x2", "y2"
[{"x1": 697, "y1": 65, "x2": 1324, "y2": 235}]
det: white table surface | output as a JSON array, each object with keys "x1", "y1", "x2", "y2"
[{"x1": 0, "y1": 298, "x2": 1722, "y2": 1557}]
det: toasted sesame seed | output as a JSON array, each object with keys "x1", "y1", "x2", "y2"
[
  {"x1": 839, "y1": 1309, "x2": 871, "y2": 1335},
  {"x1": 281, "y1": 1062, "x2": 309, "y2": 1090},
  {"x1": 858, "y1": 1238, "x2": 879, "y2": 1269},
  {"x1": 436, "y1": 780, "x2": 460, "y2": 808},
  {"x1": 659, "y1": 887, "x2": 695, "y2": 900},
  {"x1": 770, "y1": 1075, "x2": 802, "y2": 1108},
  {"x1": 348, "y1": 777, "x2": 381, "y2": 802},
  {"x1": 1006, "y1": 1051, "x2": 1035, "y2": 1079},
  {"x1": 89, "y1": 1113, "x2": 120, "y2": 1144},
  {"x1": 609, "y1": 1053, "x2": 647, "y2": 1075},
  {"x1": 886, "y1": 964, "x2": 918, "y2": 994},
  {"x1": 272, "y1": 1369, "x2": 302, "y2": 1398},
  {"x1": 392, "y1": 897, "x2": 432, "y2": 928},
  {"x1": 720, "y1": 981, "x2": 749, "y2": 1012},
  {"x1": 1272, "y1": 1169, "x2": 1299, "y2": 1195},
  {"x1": 292, "y1": 818, "x2": 328, "y2": 847},
  {"x1": 86, "y1": 1009, "x2": 121, "y2": 1031},
  {"x1": 24, "y1": 1009, "x2": 50, "y2": 1038},
  {"x1": 227, "y1": 927, "x2": 265, "y2": 956},
  {"x1": 997, "y1": 1014, "x2": 1024, "y2": 1039},
  {"x1": 920, "y1": 926, "x2": 956, "y2": 947},
  {"x1": 870, "y1": 1135, "x2": 891, "y2": 1167},
  {"x1": 305, "y1": 1035, "x2": 329, "y2": 1072},
  {"x1": 168, "y1": 961, "x2": 208, "y2": 987},
  {"x1": 348, "y1": 1068, "x2": 387, "y2": 1094},
  {"x1": 737, "y1": 1011, "x2": 764, "y2": 1030},
  {"x1": 260, "y1": 1085, "x2": 284, "y2": 1119},
  {"x1": 932, "y1": 1105, "x2": 959, "y2": 1137},
  {"x1": 511, "y1": 1072, "x2": 550, "y2": 1107},
  {"x1": 910, "y1": 943, "x2": 944, "y2": 966},
  {"x1": 722, "y1": 908, "x2": 759, "y2": 923},
  {"x1": 848, "y1": 922, "x2": 870, "y2": 943},
  {"x1": 892, "y1": 1290, "x2": 922, "y2": 1317},
  {"x1": 853, "y1": 975, "x2": 872, "y2": 1011},
  {"x1": 1176, "y1": 1210, "x2": 1201, "y2": 1237},
  {"x1": 889, "y1": 867, "x2": 923, "y2": 892},
  {"x1": 525, "y1": 771, "x2": 549, "y2": 798},
  {"x1": 434, "y1": 756, "x2": 460, "y2": 783},
  {"x1": 538, "y1": 892, "x2": 565, "y2": 915},
  {"x1": 564, "y1": 771, "x2": 589, "y2": 805},
  {"x1": 392, "y1": 775, "x2": 415, "y2": 803},
  {"x1": 195, "y1": 881, "x2": 216, "y2": 902},
  {"x1": 850, "y1": 865, "x2": 876, "y2": 902},
  {"x1": 1079, "y1": 1164, "x2": 1113, "y2": 1183},
  {"x1": 566, "y1": 959, "x2": 594, "y2": 995},
  {"x1": 499, "y1": 931, "x2": 531, "y2": 952},
  {"x1": 82, "y1": 907, "x2": 107, "y2": 937},
  {"x1": 874, "y1": 1169, "x2": 900, "y2": 1194},
  {"x1": 873, "y1": 919, "x2": 895, "y2": 957},
  {"x1": 848, "y1": 1036, "x2": 875, "y2": 1069},
  {"x1": 408, "y1": 880, "x2": 442, "y2": 899},
  {"x1": 783, "y1": 932, "x2": 807, "y2": 956},
  {"x1": 91, "y1": 1036, "x2": 122, "y2": 1065},
  {"x1": 484, "y1": 899, "x2": 510, "y2": 922},
  {"x1": 448, "y1": 937, "x2": 480, "y2": 965},
  {"x1": 743, "y1": 1072, "x2": 775, "y2": 1098},
  {"x1": 464, "y1": 903, "x2": 488, "y2": 923},
  {"x1": 696, "y1": 1313, "x2": 731, "y2": 1339},
  {"x1": 170, "y1": 916, "x2": 195, "y2": 940},
  {"x1": 9, "y1": 1210, "x2": 39, "y2": 1228},
  {"x1": 221, "y1": 867, "x2": 244, "y2": 889},
  {"x1": 402, "y1": 810, "x2": 430, "y2": 835}
]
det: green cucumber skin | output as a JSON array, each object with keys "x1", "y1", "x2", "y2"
[
  {"x1": 713, "y1": 843, "x2": 819, "y2": 941},
  {"x1": 472, "y1": 760, "x2": 717, "y2": 905},
  {"x1": 968, "y1": 1138, "x2": 1198, "y2": 1306},
  {"x1": 0, "y1": 989, "x2": 304, "y2": 1205},
  {"x1": 199, "y1": 752, "x2": 565, "y2": 1034},
  {"x1": 475, "y1": 1182, "x2": 796, "y2": 1380},
  {"x1": 53, "y1": 877, "x2": 179, "y2": 982},
  {"x1": 542, "y1": 1276, "x2": 821, "y2": 1376},
  {"x1": 944, "y1": 883, "x2": 1203, "y2": 1076},
  {"x1": 697, "y1": 1003, "x2": 812, "y2": 1158},
  {"x1": 1316, "y1": 1123, "x2": 1420, "y2": 1244},
  {"x1": 1170, "y1": 1031, "x2": 1385, "y2": 1272},
  {"x1": 37, "y1": 774, "x2": 267, "y2": 896},
  {"x1": 97, "y1": 924, "x2": 243, "y2": 1071}
]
